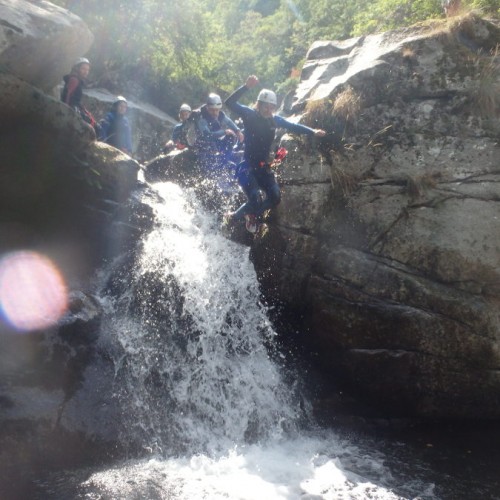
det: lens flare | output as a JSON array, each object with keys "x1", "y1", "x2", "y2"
[{"x1": 0, "y1": 251, "x2": 68, "y2": 332}]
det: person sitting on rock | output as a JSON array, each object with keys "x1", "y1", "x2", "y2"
[
  {"x1": 224, "y1": 75, "x2": 326, "y2": 233},
  {"x1": 61, "y1": 57, "x2": 99, "y2": 132},
  {"x1": 195, "y1": 93, "x2": 244, "y2": 175},
  {"x1": 99, "y1": 96, "x2": 133, "y2": 156},
  {"x1": 164, "y1": 103, "x2": 192, "y2": 152}
]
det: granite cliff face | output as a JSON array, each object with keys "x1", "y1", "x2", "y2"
[{"x1": 254, "y1": 15, "x2": 500, "y2": 418}]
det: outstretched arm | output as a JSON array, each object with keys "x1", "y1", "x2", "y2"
[
  {"x1": 221, "y1": 114, "x2": 244, "y2": 142},
  {"x1": 274, "y1": 115, "x2": 326, "y2": 137}
]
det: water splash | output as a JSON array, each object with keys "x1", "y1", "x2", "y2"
[
  {"x1": 98, "y1": 182, "x2": 301, "y2": 455},
  {"x1": 50, "y1": 182, "x2": 437, "y2": 499},
  {"x1": 57, "y1": 433, "x2": 431, "y2": 499}
]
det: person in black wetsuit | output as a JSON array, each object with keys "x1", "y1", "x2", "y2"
[
  {"x1": 224, "y1": 75, "x2": 326, "y2": 233},
  {"x1": 61, "y1": 57, "x2": 98, "y2": 132}
]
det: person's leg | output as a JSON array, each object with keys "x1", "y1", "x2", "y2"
[
  {"x1": 257, "y1": 168, "x2": 280, "y2": 214},
  {"x1": 231, "y1": 163, "x2": 261, "y2": 220}
]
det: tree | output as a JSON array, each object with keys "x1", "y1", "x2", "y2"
[{"x1": 50, "y1": 0, "x2": 498, "y2": 113}]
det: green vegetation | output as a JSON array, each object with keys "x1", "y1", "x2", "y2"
[{"x1": 53, "y1": 0, "x2": 499, "y2": 113}]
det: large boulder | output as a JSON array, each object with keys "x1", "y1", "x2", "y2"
[
  {"x1": 0, "y1": 73, "x2": 141, "y2": 280},
  {"x1": 0, "y1": 72, "x2": 94, "y2": 212},
  {"x1": 0, "y1": 0, "x2": 93, "y2": 92},
  {"x1": 253, "y1": 15, "x2": 500, "y2": 418},
  {"x1": 0, "y1": 72, "x2": 140, "y2": 205}
]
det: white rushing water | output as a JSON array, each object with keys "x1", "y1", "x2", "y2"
[{"x1": 69, "y1": 182, "x2": 435, "y2": 499}]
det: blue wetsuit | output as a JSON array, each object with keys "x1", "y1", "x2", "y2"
[
  {"x1": 225, "y1": 85, "x2": 317, "y2": 220},
  {"x1": 195, "y1": 105, "x2": 240, "y2": 173},
  {"x1": 171, "y1": 122, "x2": 189, "y2": 148},
  {"x1": 100, "y1": 111, "x2": 132, "y2": 154}
]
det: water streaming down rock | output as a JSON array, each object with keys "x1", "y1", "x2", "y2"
[
  {"x1": 94, "y1": 181, "x2": 303, "y2": 455},
  {"x1": 52, "y1": 182, "x2": 437, "y2": 499}
]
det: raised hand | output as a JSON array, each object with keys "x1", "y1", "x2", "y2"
[{"x1": 246, "y1": 75, "x2": 259, "y2": 89}]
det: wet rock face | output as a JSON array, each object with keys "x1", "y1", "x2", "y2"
[
  {"x1": 0, "y1": 3, "x2": 153, "y2": 463},
  {"x1": 254, "y1": 15, "x2": 500, "y2": 418},
  {"x1": 0, "y1": 183, "x2": 156, "y2": 480},
  {"x1": 0, "y1": 0, "x2": 93, "y2": 92},
  {"x1": 0, "y1": 291, "x2": 106, "y2": 477}
]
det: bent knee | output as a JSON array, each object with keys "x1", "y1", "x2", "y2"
[
  {"x1": 249, "y1": 189, "x2": 261, "y2": 206},
  {"x1": 269, "y1": 187, "x2": 281, "y2": 206}
]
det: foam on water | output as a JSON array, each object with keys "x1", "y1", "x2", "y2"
[{"x1": 78, "y1": 434, "x2": 430, "y2": 499}]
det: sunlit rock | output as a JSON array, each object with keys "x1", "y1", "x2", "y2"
[
  {"x1": 81, "y1": 141, "x2": 140, "y2": 203},
  {"x1": 0, "y1": 0, "x2": 93, "y2": 92}
]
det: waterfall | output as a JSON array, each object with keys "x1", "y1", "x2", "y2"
[
  {"x1": 46, "y1": 181, "x2": 437, "y2": 499},
  {"x1": 97, "y1": 181, "x2": 301, "y2": 455}
]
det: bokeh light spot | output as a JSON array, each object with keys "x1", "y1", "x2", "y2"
[{"x1": 0, "y1": 251, "x2": 68, "y2": 332}]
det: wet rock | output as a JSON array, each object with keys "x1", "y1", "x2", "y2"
[
  {"x1": 253, "y1": 15, "x2": 500, "y2": 418},
  {"x1": 144, "y1": 149, "x2": 199, "y2": 184},
  {"x1": 79, "y1": 142, "x2": 140, "y2": 203}
]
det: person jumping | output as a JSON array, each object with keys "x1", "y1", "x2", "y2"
[{"x1": 224, "y1": 75, "x2": 325, "y2": 233}]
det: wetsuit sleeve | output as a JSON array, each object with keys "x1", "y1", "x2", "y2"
[
  {"x1": 274, "y1": 115, "x2": 316, "y2": 136},
  {"x1": 222, "y1": 115, "x2": 240, "y2": 133},
  {"x1": 64, "y1": 76, "x2": 79, "y2": 105},
  {"x1": 225, "y1": 85, "x2": 254, "y2": 119},
  {"x1": 197, "y1": 116, "x2": 226, "y2": 139}
]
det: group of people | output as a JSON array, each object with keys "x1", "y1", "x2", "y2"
[
  {"x1": 62, "y1": 58, "x2": 326, "y2": 234},
  {"x1": 61, "y1": 57, "x2": 132, "y2": 156},
  {"x1": 165, "y1": 75, "x2": 326, "y2": 233},
  {"x1": 164, "y1": 92, "x2": 244, "y2": 176}
]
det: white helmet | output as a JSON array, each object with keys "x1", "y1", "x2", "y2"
[
  {"x1": 257, "y1": 89, "x2": 277, "y2": 106},
  {"x1": 75, "y1": 57, "x2": 90, "y2": 66},
  {"x1": 207, "y1": 93, "x2": 222, "y2": 109},
  {"x1": 114, "y1": 95, "x2": 127, "y2": 105},
  {"x1": 179, "y1": 103, "x2": 192, "y2": 112}
]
